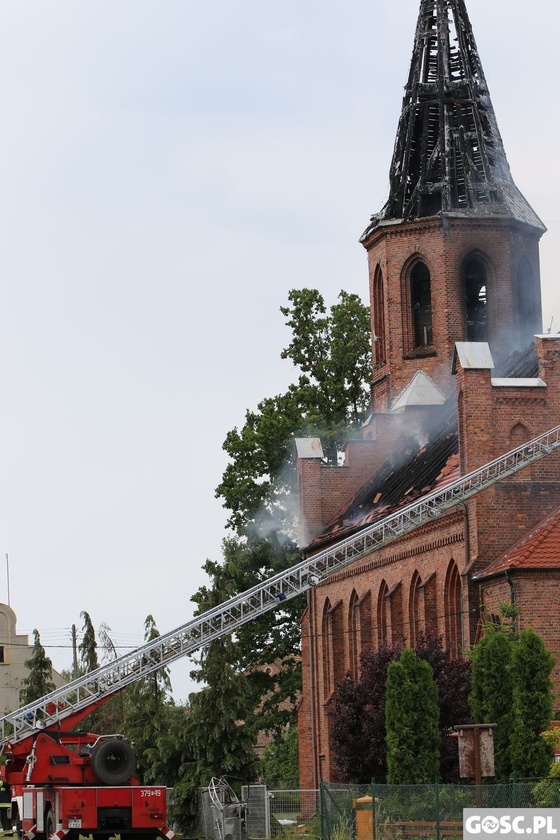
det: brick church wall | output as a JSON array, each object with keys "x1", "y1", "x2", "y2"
[
  {"x1": 297, "y1": 336, "x2": 560, "y2": 788},
  {"x1": 456, "y1": 335, "x2": 560, "y2": 567},
  {"x1": 298, "y1": 510, "x2": 469, "y2": 788},
  {"x1": 364, "y1": 217, "x2": 542, "y2": 410}
]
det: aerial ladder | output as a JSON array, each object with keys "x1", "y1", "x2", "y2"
[{"x1": 1, "y1": 422, "x2": 559, "y2": 840}]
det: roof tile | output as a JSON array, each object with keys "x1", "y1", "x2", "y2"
[{"x1": 476, "y1": 506, "x2": 560, "y2": 578}]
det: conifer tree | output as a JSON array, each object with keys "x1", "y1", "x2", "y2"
[
  {"x1": 122, "y1": 615, "x2": 174, "y2": 783},
  {"x1": 385, "y1": 647, "x2": 440, "y2": 784},
  {"x1": 188, "y1": 564, "x2": 260, "y2": 791},
  {"x1": 509, "y1": 628, "x2": 554, "y2": 777},
  {"x1": 20, "y1": 630, "x2": 55, "y2": 706},
  {"x1": 79, "y1": 611, "x2": 99, "y2": 674},
  {"x1": 469, "y1": 628, "x2": 514, "y2": 779},
  {"x1": 187, "y1": 636, "x2": 259, "y2": 790}
]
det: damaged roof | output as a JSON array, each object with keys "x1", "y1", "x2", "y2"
[
  {"x1": 309, "y1": 397, "x2": 459, "y2": 550},
  {"x1": 475, "y1": 505, "x2": 560, "y2": 579},
  {"x1": 361, "y1": 0, "x2": 545, "y2": 237},
  {"x1": 494, "y1": 342, "x2": 539, "y2": 379}
]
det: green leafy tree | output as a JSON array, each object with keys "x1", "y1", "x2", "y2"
[
  {"x1": 469, "y1": 628, "x2": 514, "y2": 779},
  {"x1": 79, "y1": 611, "x2": 99, "y2": 674},
  {"x1": 509, "y1": 628, "x2": 554, "y2": 777},
  {"x1": 216, "y1": 288, "x2": 371, "y2": 533},
  {"x1": 20, "y1": 630, "x2": 55, "y2": 706},
  {"x1": 279, "y1": 288, "x2": 373, "y2": 434},
  {"x1": 385, "y1": 647, "x2": 440, "y2": 784},
  {"x1": 191, "y1": 288, "x2": 371, "y2": 783}
]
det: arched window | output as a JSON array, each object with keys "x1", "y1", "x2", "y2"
[
  {"x1": 330, "y1": 601, "x2": 345, "y2": 687},
  {"x1": 409, "y1": 571, "x2": 422, "y2": 648},
  {"x1": 444, "y1": 561, "x2": 462, "y2": 658},
  {"x1": 411, "y1": 262, "x2": 433, "y2": 347},
  {"x1": 322, "y1": 599, "x2": 332, "y2": 698},
  {"x1": 423, "y1": 573, "x2": 438, "y2": 638},
  {"x1": 373, "y1": 265, "x2": 387, "y2": 366},
  {"x1": 377, "y1": 580, "x2": 389, "y2": 648},
  {"x1": 463, "y1": 256, "x2": 488, "y2": 341},
  {"x1": 358, "y1": 591, "x2": 373, "y2": 654},
  {"x1": 348, "y1": 591, "x2": 360, "y2": 678}
]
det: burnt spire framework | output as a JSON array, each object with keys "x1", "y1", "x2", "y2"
[{"x1": 368, "y1": 0, "x2": 544, "y2": 230}]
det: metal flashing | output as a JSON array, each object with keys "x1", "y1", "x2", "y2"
[
  {"x1": 453, "y1": 342, "x2": 494, "y2": 372},
  {"x1": 491, "y1": 378, "x2": 546, "y2": 388},
  {"x1": 391, "y1": 370, "x2": 446, "y2": 411},
  {"x1": 295, "y1": 438, "x2": 324, "y2": 459}
]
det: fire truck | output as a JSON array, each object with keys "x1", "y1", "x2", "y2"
[{"x1": 1, "y1": 424, "x2": 559, "y2": 840}]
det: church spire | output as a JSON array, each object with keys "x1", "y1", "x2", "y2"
[{"x1": 372, "y1": 0, "x2": 544, "y2": 230}]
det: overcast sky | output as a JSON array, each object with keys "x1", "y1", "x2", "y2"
[{"x1": 0, "y1": 0, "x2": 559, "y2": 702}]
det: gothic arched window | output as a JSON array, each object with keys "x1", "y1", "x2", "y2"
[
  {"x1": 463, "y1": 256, "x2": 488, "y2": 341},
  {"x1": 444, "y1": 561, "x2": 462, "y2": 658},
  {"x1": 411, "y1": 262, "x2": 433, "y2": 348},
  {"x1": 373, "y1": 265, "x2": 387, "y2": 366},
  {"x1": 377, "y1": 580, "x2": 389, "y2": 648},
  {"x1": 349, "y1": 591, "x2": 360, "y2": 678},
  {"x1": 322, "y1": 599, "x2": 332, "y2": 699},
  {"x1": 409, "y1": 571, "x2": 422, "y2": 648}
]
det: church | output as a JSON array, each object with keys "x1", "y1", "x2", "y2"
[{"x1": 295, "y1": 0, "x2": 560, "y2": 788}]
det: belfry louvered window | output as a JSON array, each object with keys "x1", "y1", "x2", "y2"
[{"x1": 411, "y1": 262, "x2": 433, "y2": 347}]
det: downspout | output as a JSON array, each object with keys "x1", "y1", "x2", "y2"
[{"x1": 307, "y1": 585, "x2": 319, "y2": 789}]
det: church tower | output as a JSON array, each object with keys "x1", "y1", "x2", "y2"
[{"x1": 362, "y1": 0, "x2": 545, "y2": 412}]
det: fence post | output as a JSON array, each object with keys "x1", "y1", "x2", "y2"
[
  {"x1": 320, "y1": 781, "x2": 326, "y2": 840},
  {"x1": 371, "y1": 779, "x2": 376, "y2": 840},
  {"x1": 435, "y1": 778, "x2": 440, "y2": 840},
  {"x1": 512, "y1": 773, "x2": 518, "y2": 809}
]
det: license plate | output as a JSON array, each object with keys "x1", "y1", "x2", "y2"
[{"x1": 68, "y1": 819, "x2": 82, "y2": 828}]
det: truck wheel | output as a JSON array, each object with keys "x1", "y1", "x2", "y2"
[
  {"x1": 91, "y1": 738, "x2": 136, "y2": 785},
  {"x1": 44, "y1": 808, "x2": 55, "y2": 839}
]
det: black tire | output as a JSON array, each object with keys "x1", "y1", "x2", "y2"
[
  {"x1": 91, "y1": 738, "x2": 136, "y2": 785},
  {"x1": 44, "y1": 808, "x2": 55, "y2": 839}
]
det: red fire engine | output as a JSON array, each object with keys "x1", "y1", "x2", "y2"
[{"x1": 1, "y1": 696, "x2": 173, "y2": 840}]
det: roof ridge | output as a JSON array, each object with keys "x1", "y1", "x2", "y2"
[
  {"x1": 496, "y1": 504, "x2": 560, "y2": 565},
  {"x1": 476, "y1": 504, "x2": 560, "y2": 578}
]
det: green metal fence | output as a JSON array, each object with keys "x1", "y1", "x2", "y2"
[{"x1": 319, "y1": 778, "x2": 560, "y2": 840}]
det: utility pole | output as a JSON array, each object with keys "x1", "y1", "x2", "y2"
[{"x1": 71, "y1": 624, "x2": 79, "y2": 679}]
